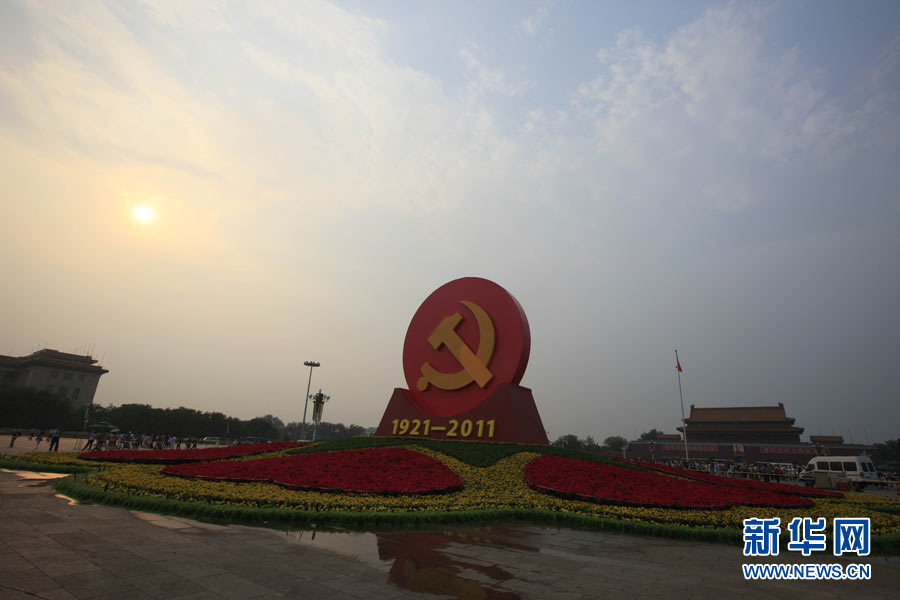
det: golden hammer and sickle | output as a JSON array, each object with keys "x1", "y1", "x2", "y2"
[{"x1": 417, "y1": 300, "x2": 496, "y2": 391}]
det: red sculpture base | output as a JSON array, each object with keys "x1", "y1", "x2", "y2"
[{"x1": 375, "y1": 383, "x2": 549, "y2": 445}]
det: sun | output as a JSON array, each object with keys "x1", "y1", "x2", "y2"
[{"x1": 132, "y1": 205, "x2": 155, "y2": 223}]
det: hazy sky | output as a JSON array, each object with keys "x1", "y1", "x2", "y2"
[{"x1": 2, "y1": 1, "x2": 899, "y2": 443}]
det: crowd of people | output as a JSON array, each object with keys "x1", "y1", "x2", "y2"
[
  {"x1": 656, "y1": 457, "x2": 899, "y2": 486},
  {"x1": 5, "y1": 428, "x2": 204, "y2": 452},
  {"x1": 7, "y1": 427, "x2": 62, "y2": 451},
  {"x1": 655, "y1": 458, "x2": 802, "y2": 481},
  {"x1": 80, "y1": 431, "x2": 201, "y2": 451}
]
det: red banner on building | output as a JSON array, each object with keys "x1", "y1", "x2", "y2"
[
  {"x1": 662, "y1": 444, "x2": 719, "y2": 452},
  {"x1": 759, "y1": 447, "x2": 816, "y2": 455}
]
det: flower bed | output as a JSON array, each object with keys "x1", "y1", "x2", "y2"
[
  {"x1": 58, "y1": 441, "x2": 900, "y2": 545},
  {"x1": 163, "y1": 447, "x2": 463, "y2": 495},
  {"x1": 80, "y1": 441, "x2": 305, "y2": 464},
  {"x1": 524, "y1": 455, "x2": 813, "y2": 509},
  {"x1": 616, "y1": 458, "x2": 841, "y2": 498}
]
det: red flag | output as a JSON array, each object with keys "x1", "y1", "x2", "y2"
[{"x1": 676, "y1": 357, "x2": 683, "y2": 372}]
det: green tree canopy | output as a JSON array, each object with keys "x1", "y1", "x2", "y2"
[
  {"x1": 640, "y1": 428, "x2": 663, "y2": 441},
  {"x1": 875, "y1": 439, "x2": 900, "y2": 463},
  {"x1": 603, "y1": 435, "x2": 628, "y2": 451},
  {"x1": 0, "y1": 387, "x2": 80, "y2": 429}
]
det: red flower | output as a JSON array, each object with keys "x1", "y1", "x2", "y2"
[
  {"x1": 524, "y1": 455, "x2": 813, "y2": 509},
  {"x1": 616, "y1": 459, "x2": 840, "y2": 498},
  {"x1": 163, "y1": 447, "x2": 463, "y2": 495}
]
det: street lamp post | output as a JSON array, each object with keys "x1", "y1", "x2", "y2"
[{"x1": 301, "y1": 361, "x2": 320, "y2": 440}]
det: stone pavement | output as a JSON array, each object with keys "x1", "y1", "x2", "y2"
[{"x1": 1, "y1": 469, "x2": 899, "y2": 600}]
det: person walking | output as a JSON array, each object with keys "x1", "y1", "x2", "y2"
[
  {"x1": 48, "y1": 426, "x2": 61, "y2": 452},
  {"x1": 83, "y1": 431, "x2": 96, "y2": 451},
  {"x1": 35, "y1": 429, "x2": 44, "y2": 448},
  {"x1": 9, "y1": 427, "x2": 20, "y2": 447}
]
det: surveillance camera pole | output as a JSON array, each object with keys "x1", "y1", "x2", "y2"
[
  {"x1": 310, "y1": 389, "x2": 330, "y2": 441},
  {"x1": 301, "y1": 361, "x2": 320, "y2": 440}
]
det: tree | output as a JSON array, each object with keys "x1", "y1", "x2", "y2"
[
  {"x1": 284, "y1": 421, "x2": 368, "y2": 441},
  {"x1": 552, "y1": 434, "x2": 583, "y2": 450},
  {"x1": 78, "y1": 404, "x2": 296, "y2": 440},
  {"x1": 640, "y1": 429, "x2": 663, "y2": 441},
  {"x1": 243, "y1": 417, "x2": 282, "y2": 440},
  {"x1": 0, "y1": 387, "x2": 80, "y2": 429},
  {"x1": 583, "y1": 436, "x2": 600, "y2": 451},
  {"x1": 603, "y1": 436, "x2": 628, "y2": 452},
  {"x1": 874, "y1": 439, "x2": 900, "y2": 463},
  {"x1": 259, "y1": 414, "x2": 286, "y2": 432}
]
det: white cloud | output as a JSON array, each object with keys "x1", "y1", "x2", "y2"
[
  {"x1": 567, "y1": 3, "x2": 900, "y2": 213},
  {"x1": 137, "y1": 0, "x2": 231, "y2": 32},
  {"x1": 248, "y1": 0, "x2": 385, "y2": 64},
  {"x1": 459, "y1": 45, "x2": 535, "y2": 98},
  {"x1": 518, "y1": 2, "x2": 552, "y2": 37}
]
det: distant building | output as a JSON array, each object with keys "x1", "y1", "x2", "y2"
[
  {"x1": 809, "y1": 434, "x2": 872, "y2": 457},
  {"x1": 0, "y1": 349, "x2": 108, "y2": 409},
  {"x1": 625, "y1": 403, "x2": 874, "y2": 465},
  {"x1": 677, "y1": 402, "x2": 803, "y2": 443},
  {"x1": 810, "y1": 435, "x2": 844, "y2": 445}
]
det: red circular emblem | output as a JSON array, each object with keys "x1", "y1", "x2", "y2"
[{"x1": 402, "y1": 277, "x2": 531, "y2": 418}]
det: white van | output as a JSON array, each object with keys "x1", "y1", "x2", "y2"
[{"x1": 803, "y1": 456, "x2": 878, "y2": 490}]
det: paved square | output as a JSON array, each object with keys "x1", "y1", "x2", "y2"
[{"x1": 1, "y1": 469, "x2": 898, "y2": 599}]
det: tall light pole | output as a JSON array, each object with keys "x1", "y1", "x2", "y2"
[{"x1": 301, "y1": 360, "x2": 320, "y2": 440}]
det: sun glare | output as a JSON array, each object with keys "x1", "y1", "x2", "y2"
[{"x1": 132, "y1": 205, "x2": 154, "y2": 223}]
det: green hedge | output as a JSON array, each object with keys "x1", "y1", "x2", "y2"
[
  {"x1": 52, "y1": 474, "x2": 740, "y2": 544},
  {"x1": 285, "y1": 436, "x2": 613, "y2": 467},
  {"x1": 53, "y1": 475, "x2": 900, "y2": 554},
  {"x1": 0, "y1": 457, "x2": 98, "y2": 474}
]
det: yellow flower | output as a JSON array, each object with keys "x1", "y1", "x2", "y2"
[{"x1": 76, "y1": 444, "x2": 900, "y2": 535}]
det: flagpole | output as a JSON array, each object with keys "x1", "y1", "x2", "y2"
[{"x1": 676, "y1": 349, "x2": 689, "y2": 462}]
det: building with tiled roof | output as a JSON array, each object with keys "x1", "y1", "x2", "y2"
[
  {"x1": 677, "y1": 402, "x2": 803, "y2": 443},
  {"x1": 0, "y1": 349, "x2": 108, "y2": 409},
  {"x1": 625, "y1": 404, "x2": 875, "y2": 465}
]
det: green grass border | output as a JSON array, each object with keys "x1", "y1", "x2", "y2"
[
  {"x1": 281, "y1": 436, "x2": 619, "y2": 467},
  {"x1": 52, "y1": 474, "x2": 900, "y2": 554},
  {"x1": 53, "y1": 474, "x2": 741, "y2": 543},
  {"x1": 0, "y1": 457, "x2": 98, "y2": 474}
]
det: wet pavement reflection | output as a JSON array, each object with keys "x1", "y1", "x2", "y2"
[
  {"x1": 276, "y1": 524, "x2": 551, "y2": 599},
  {"x1": 3, "y1": 468, "x2": 80, "y2": 503},
  {"x1": 4, "y1": 469, "x2": 69, "y2": 481}
]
